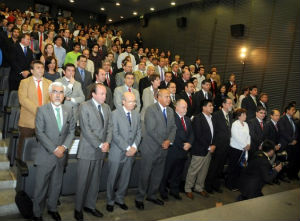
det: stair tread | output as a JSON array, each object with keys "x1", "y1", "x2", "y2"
[
  {"x1": 0, "y1": 189, "x2": 16, "y2": 206},
  {"x1": 0, "y1": 170, "x2": 14, "y2": 181},
  {"x1": 0, "y1": 154, "x2": 9, "y2": 163}
]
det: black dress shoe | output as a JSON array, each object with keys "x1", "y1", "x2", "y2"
[
  {"x1": 83, "y1": 207, "x2": 103, "y2": 217},
  {"x1": 106, "y1": 205, "x2": 114, "y2": 212},
  {"x1": 48, "y1": 211, "x2": 61, "y2": 221},
  {"x1": 205, "y1": 187, "x2": 214, "y2": 194},
  {"x1": 32, "y1": 217, "x2": 43, "y2": 221},
  {"x1": 160, "y1": 194, "x2": 169, "y2": 201},
  {"x1": 135, "y1": 200, "x2": 144, "y2": 210},
  {"x1": 146, "y1": 198, "x2": 164, "y2": 205},
  {"x1": 74, "y1": 210, "x2": 83, "y2": 221},
  {"x1": 115, "y1": 202, "x2": 128, "y2": 210},
  {"x1": 170, "y1": 192, "x2": 182, "y2": 200},
  {"x1": 212, "y1": 187, "x2": 223, "y2": 193}
]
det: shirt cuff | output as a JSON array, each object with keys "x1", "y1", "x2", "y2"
[
  {"x1": 62, "y1": 145, "x2": 67, "y2": 150},
  {"x1": 70, "y1": 98, "x2": 76, "y2": 103},
  {"x1": 99, "y1": 143, "x2": 103, "y2": 149},
  {"x1": 127, "y1": 143, "x2": 137, "y2": 151},
  {"x1": 68, "y1": 84, "x2": 74, "y2": 89}
]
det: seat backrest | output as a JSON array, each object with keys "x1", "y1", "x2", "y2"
[
  {"x1": 21, "y1": 137, "x2": 40, "y2": 162},
  {"x1": 8, "y1": 107, "x2": 20, "y2": 131},
  {"x1": 7, "y1": 90, "x2": 20, "y2": 107}
]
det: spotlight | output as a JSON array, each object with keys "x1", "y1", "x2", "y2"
[
  {"x1": 240, "y1": 53, "x2": 246, "y2": 58},
  {"x1": 171, "y1": 2, "x2": 176, "y2": 6},
  {"x1": 241, "y1": 47, "x2": 247, "y2": 53},
  {"x1": 108, "y1": 19, "x2": 112, "y2": 22},
  {"x1": 150, "y1": 7, "x2": 155, "y2": 11},
  {"x1": 133, "y1": 11, "x2": 138, "y2": 15},
  {"x1": 100, "y1": 7, "x2": 105, "y2": 11},
  {"x1": 120, "y1": 16, "x2": 124, "y2": 19},
  {"x1": 116, "y1": 2, "x2": 120, "y2": 6}
]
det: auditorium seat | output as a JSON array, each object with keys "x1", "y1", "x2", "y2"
[{"x1": 0, "y1": 67, "x2": 10, "y2": 112}]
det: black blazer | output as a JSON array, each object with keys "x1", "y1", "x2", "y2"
[
  {"x1": 139, "y1": 76, "x2": 151, "y2": 97},
  {"x1": 103, "y1": 72, "x2": 116, "y2": 93},
  {"x1": 209, "y1": 79, "x2": 217, "y2": 96},
  {"x1": 9, "y1": 43, "x2": 33, "y2": 91},
  {"x1": 213, "y1": 93, "x2": 227, "y2": 111},
  {"x1": 62, "y1": 37, "x2": 73, "y2": 53},
  {"x1": 192, "y1": 90, "x2": 213, "y2": 115},
  {"x1": 159, "y1": 80, "x2": 169, "y2": 89},
  {"x1": 169, "y1": 114, "x2": 194, "y2": 159},
  {"x1": 176, "y1": 78, "x2": 185, "y2": 94},
  {"x1": 178, "y1": 91, "x2": 193, "y2": 118},
  {"x1": 263, "y1": 121, "x2": 280, "y2": 145},
  {"x1": 32, "y1": 32, "x2": 47, "y2": 43},
  {"x1": 278, "y1": 115, "x2": 298, "y2": 148},
  {"x1": 191, "y1": 113, "x2": 214, "y2": 156},
  {"x1": 241, "y1": 96, "x2": 257, "y2": 121},
  {"x1": 248, "y1": 118, "x2": 265, "y2": 153},
  {"x1": 212, "y1": 110, "x2": 233, "y2": 154},
  {"x1": 74, "y1": 68, "x2": 93, "y2": 98}
]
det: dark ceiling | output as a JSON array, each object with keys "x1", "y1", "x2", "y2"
[{"x1": 46, "y1": 0, "x2": 200, "y2": 23}]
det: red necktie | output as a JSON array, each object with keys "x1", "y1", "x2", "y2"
[
  {"x1": 39, "y1": 34, "x2": 43, "y2": 50},
  {"x1": 181, "y1": 117, "x2": 187, "y2": 131},
  {"x1": 30, "y1": 40, "x2": 33, "y2": 50},
  {"x1": 189, "y1": 95, "x2": 192, "y2": 105},
  {"x1": 274, "y1": 123, "x2": 278, "y2": 131},
  {"x1": 260, "y1": 121, "x2": 264, "y2": 130},
  {"x1": 128, "y1": 88, "x2": 131, "y2": 92},
  {"x1": 37, "y1": 80, "x2": 43, "y2": 106}
]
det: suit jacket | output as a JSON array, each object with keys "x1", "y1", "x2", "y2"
[
  {"x1": 191, "y1": 112, "x2": 214, "y2": 156},
  {"x1": 34, "y1": 103, "x2": 75, "y2": 165},
  {"x1": 140, "y1": 86, "x2": 156, "y2": 121},
  {"x1": 9, "y1": 43, "x2": 34, "y2": 91},
  {"x1": 241, "y1": 96, "x2": 257, "y2": 121},
  {"x1": 209, "y1": 79, "x2": 217, "y2": 97},
  {"x1": 139, "y1": 76, "x2": 151, "y2": 97},
  {"x1": 32, "y1": 32, "x2": 47, "y2": 43},
  {"x1": 18, "y1": 77, "x2": 52, "y2": 129},
  {"x1": 87, "y1": 38, "x2": 97, "y2": 49},
  {"x1": 178, "y1": 91, "x2": 193, "y2": 118},
  {"x1": 176, "y1": 78, "x2": 186, "y2": 94},
  {"x1": 159, "y1": 80, "x2": 169, "y2": 89},
  {"x1": 169, "y1": 113, "x2": 194, "y2": 159},
  {"x1": 62, "y1": 37, "x2": 73, "y2": 52},
  {"x1": 74, "y1": 68, "x2": 93, "y2": 98},
  {"x1": 87, "y1": 82, "x2": 114, "y2": 110},
  {"x1": 29, "y1": 39, "x2": 40, "y2": 59},
  {"x1": 77, "y1": 99, "x2": 113, "y2": 160},
  {"x1": 98, "y1": 45, "x2": 108, "y2": 61},
  {"x1": 103, "y1": 71, "x2": 116, "y2": 93},
  {"x1": 192, "y1": 90, "x2": 213, "y2": 115},
  {"x1": 248, "y1": 118, "x2": 265, "y2": 153},
  {"x1": 109, "y1": 108, "x2": 142, "y2": 160},
  {"x1": 140, "y1": 102, "x2": 177, "y2": 158},
  {"x1": 278, "y1": 115, "x2": 299, "y2": 148},
  {"x1": 263, "y1": 121, "x2": 280, "y2": 145},
  {"x1": 55, "y1": 77, "x2": 85, "y2": 120},
  {"x1": 212, "y1": 110, "x2": 233, "y2": 154},
  {"x1": 114, "y1": 85, "x2": 141, "y2": 112}
]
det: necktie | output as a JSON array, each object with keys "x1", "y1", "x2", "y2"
[
  {"x1": 30, "y1": 41, "x2": 33, "y2": 50},
  {"x1": 225, "y1": 114, "x2": 230, "y2": 126},
  {"x1": 127, "y1": 112, "x2": 131, "y2": 126},
  {"x1": 23, "y1": 46, "x2": 27, "y2": 56},
  {"x1": 66, "y1": 38, "x2": 68, "y2": 44},
  {"x1": 128, "y1": 87, "x2": 131, "y2": 92},
  {"x1": 205, "y1": 92, "x2": 208, "y2": 99},
  {"x1": 97, "y1": 104, "x2": 104, "y2": 124},
  {"x1": 274, "y1": 123, "x2": 278, "y2": 131},
  {"x1": 55, "y1": 108, "x2": 62, "y2": 132},
  {"x1": 39, "y1": 33, "x2": 43, "y2": 50},
  {"x1": 260, "y1": 121, "x2": 264, "y2": 130},
  {"x1": 106, "y1": 73, "x2": 110, "y2": 87},
  {"x1": 181, "y1": 117, "x2": 187, "y2": 131},
  {"x1": 160, "y1": 67, "x2": 164, "y2": 81},
  {"x1": 163, "y1": 108, "x2": 167, "y2": 125},
  {"x1": 80, "y1": 69, "x2": 85, "y2": 81},
  {"x1": 37, "y1": 80, "x2": 42, "y2": 106},
  {"x1": 189, "y1": 95, "x2": 192, "y2": 105}
]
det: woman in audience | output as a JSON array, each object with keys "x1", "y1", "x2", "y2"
[
  {"x1": 214, "y1": 84, "x2": 227, "y2": 111},
  {"x1": 226, "y1": 108, "x2": 250, "y2": 191},
  {"x1": 227, "y1": 84, "x2": 239, "y2": 109},
  {"x1": 44, "y1": 56, "x2": 61, "y2": 82},
  {"x1": 41, "y1": 30, "x2": 55, "y2": 51},
  {"x1": 40, "y1": 43, "x2": 56, "y2": 64},
  {"x1": 191, "y1": 77, "x2": 199, "y2": 92},
  {"x1": 237, "y1": 86, "x2": 249, "y2": 108}
]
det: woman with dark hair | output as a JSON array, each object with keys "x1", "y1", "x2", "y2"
[
  {"x1": 227, "y1": 83, "x2": 238, "y2": 109},
  {"x1": 40, "y1": 43, "x2": 56, "y2": 64},
  {"x1": 226, "y1": 108, "x2": 250, "y2": 191},
  {"x1": 237, "y1": 86, "x2": 249, "y2": 108},
  {"x1": 44, "y1": 56, "x2": 60, "y2": 81},
  {"x1": 214, "y1": 84, "x2": 227, "y2": 111}
]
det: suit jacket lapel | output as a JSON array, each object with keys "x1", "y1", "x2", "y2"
[
  {"x1": 42, "y1": 78, "x2": 49, "y2": 104},
  {"x1": 202, "y1": 113, "x2": 212, "y2": 139},
  {"x1": 29, "y1": 77, "x2": 38, "y2": 104},
  {"x1": 88, "y1": 99, "x2": 102, "y2": 124},
  {"x1": 47, "y1": 104, "x2": 60, "y2": 132},
  {"x1": 61, "y1": 106, "x2": 68, "y2": 131},
  {"x1": 156, "y1": 103, "x2": 166, "y2": 128}
]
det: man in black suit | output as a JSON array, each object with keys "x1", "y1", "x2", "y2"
[
  {"x1": 248, "y1": 106, "x2": 266, "y2": 157},
  {"x1": 9, "y1": 33, "x2": 33, "y2": 91},
  {"x1": 97, "y1": 37, "x2": 108, "y2": 61},
  {"x1": 159, "y1": 72, "x2": 172, "y2": 89},
  {"x1": 185, "y1": 99, "x2": 216, "y2": 199},
  {"x1": 178, "y1": 82, "x2": 194, "y2": 118},
  {"x1": 87, "y1": 31, "x2": 97, "y2": 49},
  {"x1": 192, "y1": 79, "x2": 212, "y2": 115},
  {"x1": 139, "y1": 65, "x2": 155, "y2": 97},
  {"x1": 32, "y1": 24, "x2": 47, "y2": 53},
  {"x1": 225, "y1": 73, "x2": 236, "y2": 92},
  {"x1": 159, "y1": 99, "x2": 194, "y2": 200},
  {"x1": 62, "y1": 29, "x2": 73, "y2": 53},
  {"x1": 167, "y1": 82, "x2": 178, "y2": 110},
  {"x1": 278, "y1": 104, "x2": 299, "y2": 180},
  {"x1": 74, "y1": 55, "x2": 93, "y2": 98},
  {"x1": 102, "y1": 59, "x2": 116, "y2": 93},
  {"x1": 257, "y1": 93, "x2": 269, "y2": 122},
  {"x1": 241, "y1": 85, "x2": 258, "y2": 121},
  {"x1": 176, "y1": 69, "x2": 191, "y2": 94},
  {"x1": 205, "y1": 97, "x2": 233, "y2": 193},
  {"x1": 170, "y1": 62, "x2": 179, "y2": 83}
]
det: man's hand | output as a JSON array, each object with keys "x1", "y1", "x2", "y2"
[
  {"x1": 183, "y1": 143, "x2": 191, "y2": 151},
  {"x1": 291, "y1": 140, "x2": 297, "y2": 145},
  {"x1": 244, "y1": 144, "x2": 250, "y2": 151},
  {"x1": 162, "y1": 140, "x2": 171, "y2": 149},
  {"x1": 101, "y1": 142, "x2": 110, "y2": 152},
  {"x1": 274, "y1": 163, "x2": 282, "y2": 173},
  {"x1": 209, "y1": 145, "x2": 216, "y2": 153},
  {"x1": 53, "y1": 146, "x2": 66, "y2": 158},
  {"x1": 275, "y1": 145, "x2": 281, "y2": 151},
  {"x1": 126, "y1": 147, "x2": 137, "y2": 157},
  {"x1": 21, "y1": 70, "x2": 30, "y2": 78}
]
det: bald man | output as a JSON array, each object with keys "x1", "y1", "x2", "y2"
[{"x1": 135, "y1": 89, "x2": 176, "y2": 210}]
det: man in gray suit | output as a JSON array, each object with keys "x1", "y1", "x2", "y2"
[
  {"x1": 74, "y1": 55, "x2": 93, "y2": 99},
  {"x1": 74, "y1": 83, "x2": 113, "y2": 221},
  {"x1": 114, "y1": 72, "x2": 141, "y2": 112},
  {"x1": 135, "y1": 89, "x2": 177, "y2": 210},
  {"x1": 106, "y1": 92, "x2": 141, "y2": 212},
  {"x1": 87, "y1": 68, "x2": 113, "y2": 109},
  {"x1": 55, "y1": 63, "x2": 85, "y2": 121},
  {"x1": 115, "y1": 61, "x2": 138, "y2": 89},
  {"x1": 33, "y1": 82, "x2": 75, "y2": 221}
]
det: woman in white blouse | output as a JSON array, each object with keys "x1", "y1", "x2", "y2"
[
  {"x1": 226, "y1": 108, "x2": 251, "y2": 191},
  {"x1": 237, "y1": 86, "x2": 249, "y2": 108}
]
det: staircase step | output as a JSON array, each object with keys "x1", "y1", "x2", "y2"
[
  {"x1": 0, "y1": 188, "x2": 18, "y2": 217},
  {"x1": 0, "y1": 154, "x2": 9, "y2": 170},
  {"x1": 0, "y1": 170, "x2": 16, "y2": 190}
]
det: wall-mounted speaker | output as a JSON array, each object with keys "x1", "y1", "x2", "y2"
[
  {"x1": 176, "y1": 17, "x2": 187, "y2": 28},
  {"x1": 230, "y1": 24, "x2": 245, "y2": 37}
]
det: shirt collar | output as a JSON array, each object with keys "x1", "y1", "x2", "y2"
[
  {"x1": 51, "y1": 102, "x2": 62, "y2": 110},
  {"x1": 78, "y1": 67, "x2": 84, "y2": 72},
  {"x1": 203, "y1": 112, "x2": 212, "y2": 119},
  {"x1": 123, "y1": 106, "x2": 131, "y2": 114},
  {"x1": 176, "y1": 112, "x2": 184, "y2": 118},
  {"x1": 33, "y1": 76, "x2": 42, "y2": 81},
  {"x1": 222, "y1": 108, "x2": 228, "y2": 117},
  {"x1": 92, "y1": 98, "x2": 101, "y2": 108},
  {"x1": 271, "y1": 119, "x2": 277, "y2": 125},
  {"x1": 256, "y1": 117, "x2": 263, "y2": 123},
  {"x1": 158, "y1": 102, "x2": 166, "y2": 112}
]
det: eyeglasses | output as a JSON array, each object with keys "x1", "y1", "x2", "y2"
[{"x1": 52, "y1": 90, "x2": 64, "y2": 95}]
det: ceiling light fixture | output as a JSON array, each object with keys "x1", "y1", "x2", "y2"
[
  {"x1": 150, "y1": 7, "x2": 155, "y2": 11},
  {"x1": 171, "y1": 2, "x2": 176, "y2": 6},
  {"x1": 108, "y1": 19, "x2": 112, "y2": 22},
  {"x1": 120, "y1": 16, "x2": 124, "y2": 19},
  {"x1": 133, "y1": 11, "x2": 138, "y2": 15},
  {"x1": 100, "y1": 7, "x2": 105, "y2": 11},
  {"x1": 69, "y1": 0, "x2": 75, "y2": 3},
  {"x1": 116, "y1": 2, "x2": 120, "y2": 6}
]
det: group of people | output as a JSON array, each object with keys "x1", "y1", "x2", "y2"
[{"x1": 0, "y1": 6, "x2": 299, "y2": 221}]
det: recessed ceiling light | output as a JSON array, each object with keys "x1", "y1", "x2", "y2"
[
  {"x1": 133, "y1": 11, "x2": 138, "y2": 15},
  {"x1": 108, "y1": 19, "x2": 112, "y2": 22},
  {"x1": 116, "y1": 2, "x2": 120, "y2": 6},
  {"x1": 100, "y1": 7, "x2": 105, "y2": 11},
  {"x1": 120, "y1": 16, "x2": 124, "y2": 19},
  {"x1": 69, "y1": 0, "x2": 75, "y2": 3},
  {"x1": 150, "y1": 7, "x2": 155, "y2": 11},
  {"x1": 171, "y1": 2, "x2": 176, "y2": 6}
]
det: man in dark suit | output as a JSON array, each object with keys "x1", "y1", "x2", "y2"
[
  {"x1": 170, "y1": 62, "x2": 179, "y2": 83},
  {"x1": 205, "y1": 97, "x2": 233, "y2": 193},
  {"x1": 238, "y1": 140, "x2": 282, "y2": 200},
  {"x1": 208, "y1": 71, "x2": 218, "y2": 98},
  {"x1": 139, "y1": 65, "x2": 155, "y2": 97},
  {"x1": 167, "y1": 82, "x2": 178, "y2": 110},
  {"x1": 33, "y1": 82, "x2": 75, "y2": 221},
  {"x1": 62, "y1": 29, "x2": 73, "y2": 53},
  {"x1": 241, "y1": 85, "x2": 258, "y2": 121},
  {"x1": 97, "y1": 37, "x2": 108, "y2": 61},
  {"x1": 32, "y1": 24, "x2": 47, "y2": 53},
  {"x1": 87, "y1": 31, "x2": 97, "y2": 49},
  {"x1": 248, "y1": 106, "x2": 266, "y2": 157},
  {"x1": 257, "y1": 93, "x2": 269, "y2": 122},
  {"x1": 185, "y1": 99, "x2": 216, "y2": 199},
  {"x1": 102, "y1": 59, "x2": 116, "y2": 93},
  {"x1": 135, "y1": 89, "x2": 176, "y2": 210},
  {"x1": 159, "y1": 99, "x2": 194, "y2": 200},
  {"x1": 264, "y1": 109, "x2": 281, "y2": 150},
  {"x1": 192, "y1": 80, "x2": 212, "y2": 115},
  {"x1": 159, "y1": 72, "x2": 172, "y2": 89},
  {"x1": 74, "y1": 55, "x2": 93, "y2": 98},
  {"x1": 225, "y1": 73, "x2": 236, "y2": 92},
  {"x1": 178, "y1": 82, "x2": 194, "y2": 118},
  {"x1": 9, "y1": 33, "x2": 33, "y2": 91},
  {"x1": 176, "y1": 69, "x2": 191, "y2": 94},
  {"x1": 278, "y1": 104, "x2": 299, "y2": 180}
]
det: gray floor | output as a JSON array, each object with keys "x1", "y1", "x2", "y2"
[{"x1": 1, "y1": 180, "x2": 299, "y2": 221}]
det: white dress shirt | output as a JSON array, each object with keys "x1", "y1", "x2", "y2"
[{"x1": 230, "y1": 120, "x2": 251, "y2": 159}]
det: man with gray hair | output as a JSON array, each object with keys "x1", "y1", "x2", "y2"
[{"x1": 33, "y1": 81, "x2": 75, "y2": 221}]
